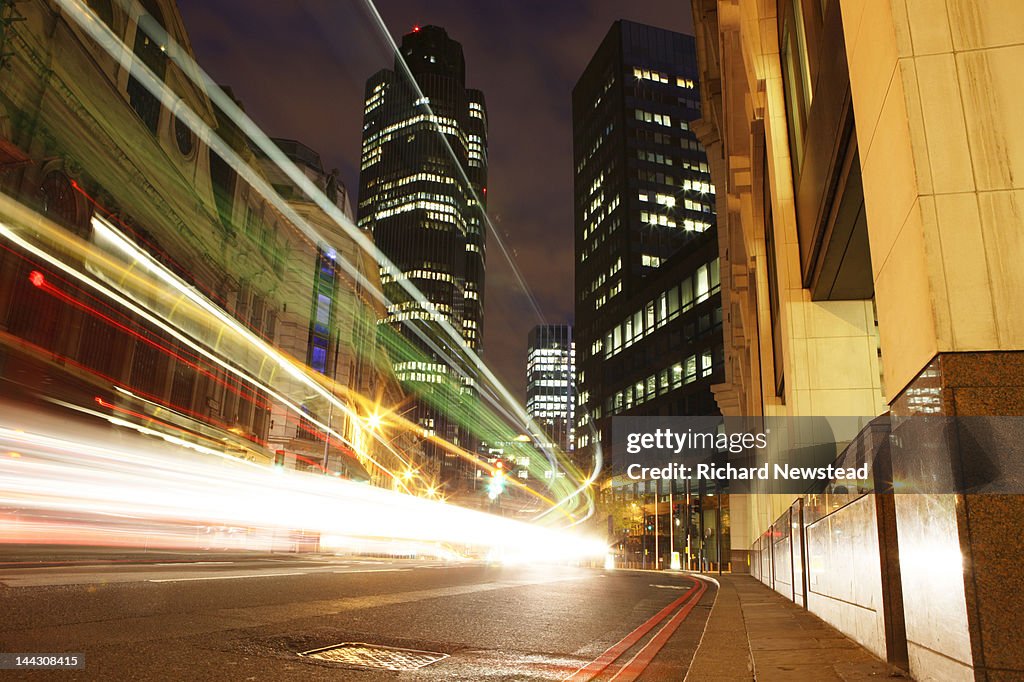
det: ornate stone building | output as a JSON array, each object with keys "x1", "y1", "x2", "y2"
[{"x1": 0, "y1": 0, "x2": 412, "y2": 488}]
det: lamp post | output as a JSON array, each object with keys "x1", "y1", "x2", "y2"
[
  {"x1": 685, "y1": 478, "x2": 692, "y2": 570},
  {"x1": 654, "y1": 481, "x2": 660, "y2": 570},
  {"x1": 669, "y1": 486, "x2": 675, "y2": 569}
]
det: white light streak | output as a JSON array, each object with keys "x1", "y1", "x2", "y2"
[{"x1": 0, "y1": 403, "x2": 608, "y2": 564}]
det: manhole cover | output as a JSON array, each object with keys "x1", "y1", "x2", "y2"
[{"x1": 299, "y1": 642, "x2": 449, "y2": 671}]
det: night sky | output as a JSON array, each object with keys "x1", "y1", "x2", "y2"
[{"x1": 176, "y1": 0, "x2": 694, "y2": 401}]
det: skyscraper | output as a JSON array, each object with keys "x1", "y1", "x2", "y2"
[
  {"x1": 526, "y1": 325, "x2": 575, "y2": 453},
  {"x1": 572, "y1": 21, "x2": 723, "y2": 475},
  {"x1": 357, "y1": 25, "x2": 487, "y2": 486}
]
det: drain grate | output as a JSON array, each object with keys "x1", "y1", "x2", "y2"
[{"x1": 299, "y1": 642, "x2": 449, "y2": 671}]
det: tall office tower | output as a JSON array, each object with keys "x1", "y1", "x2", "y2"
[
  {"x1": 357, "y1": 25, "x2": 488, "y2": 487},
  {"x1": 572, "y1": 21, "x2": 723, "y2": 474},
  {"x1": 526, "y1": 325, "x2": 575, "y2": 453}
]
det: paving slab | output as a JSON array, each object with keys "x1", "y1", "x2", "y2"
[{"x1": 685, "y1": 575, "x2": 907, "y2": 681}]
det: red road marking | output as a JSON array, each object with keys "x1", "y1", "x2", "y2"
[
  {"x1": 609, "y1": 578, "x2": 710, "y2": 681},
  {"x1": 564, "y1": 578, "x2": 701, "y2": 682}
]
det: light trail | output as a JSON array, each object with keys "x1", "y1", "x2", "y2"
[
  {"x1": 4, "y1": 0, "x2": 596, "y2": 524},
  {"x1": 0, "y1": 202, "x2": 574, "y2": 514},
  {"x1": 335, "y1": 0, "x2": 608, "y2": 508},
  {"x1": 0, "y1": 206, "x2": 416, "y2": 491},
  {"x1": 27, "y1": 263, "x2": 270, "y2": 410},
  {"x1": 0, "y1": 402, "x2": 608, "y2": 564},
  {"x1": 77, "y1": 0, "x2": 595, "y2": 506}
]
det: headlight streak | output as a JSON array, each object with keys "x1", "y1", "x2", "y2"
[
  {"x1": 0, "y1": 211, "x2": 416, "y2": 493},
  {"x1": 27, "y1": 264, "x2": 270, "y2": 411},
  {"x1": 66, "y1": 0, "x2": 595, "y2": 514},
  {"x1": 85, "y1": 0, "x2": 521, "y2": 444},
  {"x1": 0, "y1": 415, "x2": 608, "y2": 564},
  {"x1": 90, "y1": 209, "x2": 571, "y2": 511},
  {"x1": 0, "y1": 203, "x2": 574, "y2": 515},
  {"x1": 17, "y1": 1, "x2": 598, "y2": 525}
]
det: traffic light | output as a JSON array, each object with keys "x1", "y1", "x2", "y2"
[{"x1": 487, "y1": 462, "x2": 506, "y2": 500}]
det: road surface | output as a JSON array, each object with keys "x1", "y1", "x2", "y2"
[{"x1": 0, "y1": 550, "x2": 714, "y2": 680}]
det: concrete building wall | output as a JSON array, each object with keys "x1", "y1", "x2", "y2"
[
  {"x1": 693, "y1": 0, "x2": 1024, "y2": 678},
  {"x1": 845, "y1": 3, "x2": 1024, "y2": 679},
  {"x1": 803, "y1": 495, "x2": 887, "y2": 661}
]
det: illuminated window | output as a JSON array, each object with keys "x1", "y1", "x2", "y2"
[
  {"x1": 696, "y1": 265, "x2": 711, "y2": 303},
  {"x1": 310, "y1": 337, "x2": 328, "y2": 374},
  {"x1": 684, "y1": 356, "x2": 696, "y2": 383}
]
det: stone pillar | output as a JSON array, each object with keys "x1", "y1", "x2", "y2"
[{"x1": 890, "y1": 353, "x2": 1024, "y2": 680}]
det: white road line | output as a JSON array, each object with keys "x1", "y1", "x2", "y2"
[
  {"x1": 148, "y1": 571, "x2": 304, "y2": 583},
  {"x1": 333, "y1": 568, "x2": 412, "y2": 574}
]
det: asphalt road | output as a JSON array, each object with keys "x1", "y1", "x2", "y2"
[{"x1": 0, "y1": 551, "x2": 714, "y2": 681}]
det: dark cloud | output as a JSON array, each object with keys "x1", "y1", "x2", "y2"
[{"x1": 177, "y1": 0, "x2": 694, "y2": 401}]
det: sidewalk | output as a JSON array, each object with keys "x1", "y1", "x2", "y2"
[{"x1": 685, "y1": 575, "x2": 905, "y2": 681}]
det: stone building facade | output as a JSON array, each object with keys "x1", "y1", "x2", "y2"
[
  {"x1": 692, "y1": 0, "x2": 1024, "y2": 678},
  {"x1": 0, "y1": 0, "x2": 412, "y2": 489}
]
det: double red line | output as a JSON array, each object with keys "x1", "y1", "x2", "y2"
[{"x1": 565, "y1": 576, "x2": 710, "y2": 682}]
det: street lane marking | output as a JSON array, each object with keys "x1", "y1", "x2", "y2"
[
  {"x1": 148, "y1": 571, "x2": 305, "y2": 583},
  {"x1": 564, "y1": 579, "x2": 700, "y2": 682},
  {"x1": 609, "y1": 578, "x2": 710, "y2": 682},
  {"x1": 333, "y1": 568, "x2": 412, "y2": 574},
  {"x1": 650, "y1": 584, "x2": 690, "y2": 590}
]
